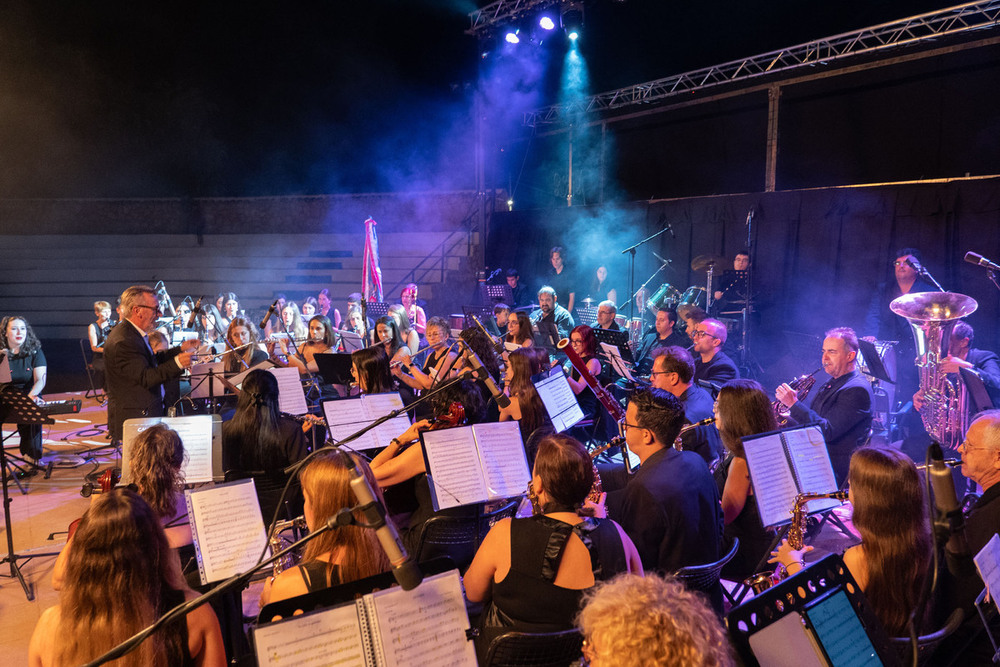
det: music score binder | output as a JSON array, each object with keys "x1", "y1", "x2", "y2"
[
  {"x1": 185, "y1": 479, "x2": 269, "y2": 585},
  {"x1": 420, "y1": 421, "x2": 530, "y2": 511},
  {"x1": 741, "y1": 424, "x2": 840, "y2": 528},
  {"x1": 253, "y1": 569, "x2": 477, "y2": 667},
  {"x1": 322, "y1": 392, "x2": 412, "y2": 451}
]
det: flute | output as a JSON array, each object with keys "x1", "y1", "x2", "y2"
[
  {"x1": 390, "y1": 343, "x2": 434, "y2": 368},
  {"x1": 916, "y1": 458, "x2": 962, "y2": 470}
]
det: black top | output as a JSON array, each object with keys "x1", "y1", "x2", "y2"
[
  {"x1": 530, "y1": 305, "x2": 576, "y2": 341},
  {"x1": 221, "y1": 416, "x2": 308, "y2": 520},
  {"x1": 570, "y1": 355, "x2": 598, "y2": 420},
  {"x1": 635, "y1": 330, "x2": 690, "y2": 374},
  {"x1": 161, "y1": 587, "x2": 196, "y2": 667},
  {"x1": 89, "y1": 322, "x2": 112, "y2": 358},
  {"x1": 714, "y1": 453, "x2": 772, "y2": 580},
  {"x1": 967, "y1": 348, "x2": 1000, "y2": 407},
  {"x1": 298, "y1": 560, "x2": 343, "y2": 592},
  {"x1": 7, "y1": 347, "x2": 46, "y2": 394},
  {"x1": 677, "y1": 384, "x2": 723, "y2": 465},
  {"x1": 694, "y1": 350, "x2": 739, "y2": 386},
  {"x1": 966, "y1": 481, "x2": 1000, "y2": 557},
  {"x1": 788, "y1": 369, "x2": 873, "y2": 485}
]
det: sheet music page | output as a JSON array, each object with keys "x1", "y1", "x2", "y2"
[
  {"x1": 269, "y1": 366, "x2": 309, "y2": 415},
  {"x1": 533, "y1": 370, "x2": 584, "y2": 432},
  {"x1": 120, "y1": 415, "x2": 213, "y2": 485},
  {"x1": 600, "y1": 342, "x2": 634, "y2": 381},
  {"x1": 504, "y1": 341, "x2": 520, "y2": 353},
  {"x1": 254, "y1": 602, "x2": 369, "y2": 667},
  {"x1": 186, "y1": 480, "x2": 268, "y2": 584},
  {"x1": 322, "y1": 394, "x2": 410, "y2": 451},
  {"x1": 364, "y1": 392, "x2": 413, "y2": 447},
  {"x1": 473, "y1": 421, "x2": 531, "y2": 500},
  {"x1": 975, "y1": 534, "x2": 1000, "y2": 615},
  {"x1": 230, "y1": 358, "x2": 275, "y2": 388},
  {"x1": 421, "y1": 426, "x2": 489, "y2": 510},
  {"x1": 369, "y1": 570, "x2": 477, "y2": 667},
  {"x1": 784, "y1": 426, "x2": 841, "y2": 515},
  {"x1": 743, "y1": 432, "x2": 801, "y2": 528}
]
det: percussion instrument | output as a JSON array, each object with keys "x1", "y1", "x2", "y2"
[
  {"x1": 646, "y1": 283, "x2": 682, "y2": 314},
  {"x1": 691, "y1": 254, "x2": 726, "y2": 273},
  {"x1": 677, "y1": 286, "x2": 706, "y2": 312}
]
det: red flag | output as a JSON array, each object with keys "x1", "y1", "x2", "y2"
[{"x1": 362, "y1": 217, "x2": 383, "y2": 302}]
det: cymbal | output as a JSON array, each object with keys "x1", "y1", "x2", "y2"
[{"x1": 691, "y1": 254, "x2": 727, "y2": 272}]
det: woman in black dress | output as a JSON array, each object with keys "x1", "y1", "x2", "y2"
[{"x1": 1, "y1": 315, "x2": 47, "y2": 461}]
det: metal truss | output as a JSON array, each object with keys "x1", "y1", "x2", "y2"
[
  {"x1": 467, "y1": 0, "x2": 561, "y2": 36},
  {"x1": 523, "y1": 0, "x2": 1000, "y2": 126}
]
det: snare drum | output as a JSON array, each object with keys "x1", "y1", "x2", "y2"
[{"x1": 647, "y1": 283, "x2": 682, "y2": 314}]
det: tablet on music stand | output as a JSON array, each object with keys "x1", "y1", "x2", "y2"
[
  {"x1": 313, "y1": 353, "x2": 355, "y2": 386},
  {"x1": 858, "y1": 338, "x2": 894, "y2": 384}
]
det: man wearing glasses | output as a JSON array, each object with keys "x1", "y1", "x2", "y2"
[
  {"x1": 608, "y1": 388, "x2": 722, "y2": 588},
  {"x1": 650, "y1": 346, "x2": 722, "y2": 465},
  {"x1": 691, "y1": 318, "x2": 739, "y2": 386},
  {"x1": 104, "y1": 284, "x2": 199, "y2": 442}
]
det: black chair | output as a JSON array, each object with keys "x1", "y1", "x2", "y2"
[
  {"x1": 674, "y1": 538, "x2": 739, "y2": 614},
  {"x1": 79, "y1": 338, "x2": 104, "y2": 401},
  {"x1": 889, "y1": 608, "x2": 964, "y2": 666},
  {"x1": 414, "y1": 498, "x2": 520, "y2": 572},
  {"x1": 483, "y1": 628, "x2": 583, "y2": 667}
]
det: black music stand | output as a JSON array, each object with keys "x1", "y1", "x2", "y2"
[
  {"x1": 462, "y1": 305, "x2": 497, "y2": 331},
  {"x1": 961, "y1": 367, "x2": 995, "y2": 413},
  {"x1": 0, "y1": 386, "x2": 61, "y2": 600},
  {"x1": 480, "y1": 283, "x2": 513, "y2": 305},
  {"x1": 575, "y1": 306, "x2": 598, "y2": 327},
  {"x1": 858, "y1": 338, "x2": 895, "y2": 384},
  {"x1": 366, "y1": 301, "x2": 390, "y2": 320},
  {"x1": 313, "y1": 352, "x2": 354, "y2": 386}
]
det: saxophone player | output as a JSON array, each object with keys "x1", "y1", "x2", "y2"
[{"x1": 774, "y1": 327, "x2": 873, "y2": 485}]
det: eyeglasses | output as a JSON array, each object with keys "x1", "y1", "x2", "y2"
[
  {"x1": 570, "y1": 338, "x2": 585, "y2": 344},
  {"x1": 691, "y1": 330, "x2": 717, "y2": 339},
  {"x1": 960, "y1": 439, "x2": 985, "y2": 452},
  {"x1": 649, "y1": 370, "x2": 674, "y2": 377},
  {"x1": 135, "y1": 304, "x2": 162, "y2": 315},
  {"x1": 619, "y1": 420, "x2": 648, "y2": 434}
]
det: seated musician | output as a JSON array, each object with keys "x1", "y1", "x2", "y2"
[
  {"x1": 340, "y1": 306, "x2": 368, "y2": 344},
  {"x1": 595, "y1": 300, "x2": 620, "y2": 331},
  {"x1": 492, "y1": 303, "x2": 510, "y2": 338},
  {"x1": 223, "y1": 317, "x2": 268, "y2": 374},
  {"x1": 399, "y1": 283, "x2": 427, "y2": 335},
  {"x1": 259, "y1": 451, "x2": 391, "y2": 609},
  {"x1": 197, "y1": 304, "x2": 225, "y2": 348},
  {"x1": 392, "y1": 317, "x2": 460, "y2": 392},
  {"x1": 300, "y1": 296, "x2": 318, "y2": 319},
  {"x1": 221, "y1": 292, "x2": 241, "y2": 329},
  {"x1": 636, "y1": 307, "x2": 689, "y2": 375},
  {"x1": 373, "y1": 315, "x2": 411, "y2": 367},
  {"x1": 1, "y1": 315, "x2": 47, "y2": 463},
  {"x1": 564, "y1": 325, "x2": 616, "y2": 442},
  {"x1": 317, "y1": 288, "x2": 342, "y2": 329},
  {"x1": 711, "y1": 250, "x2": 751, "y2": 314},
  {"x1": 691, "y1": 318, "x2": 739, "y2": 386},
  {"x1": 504, "y1": 311, "x2": 534, "y2": 350},
  {"x1": 506, "y1": 268, "x2": 530, "y2": 308},
  {"x1": 465, "y1": 434, "x2": 642, "y2": 663},
  {"x1": 282, "y1": 315, "x2": 335, "y2": 376},
  {"x1": 87, "y1": 300, "x2": 113, "y2": 390},
  {"x1": 913, "y1": 320, "x2": 1000, "y2": 410},
  {"x1": 370, "y1": 380, "x2": 487, "y2": 550},
  {"x1": 649, "y1": 346, "x2": 722, "y2": 466},
  {"x1": 386, "y1": 304, "x2": 420, "y2": 354},
  {"x1": 529, "y1": 285, "x2": 575, "y2": 341},
  {"x1": 499, "y1": 348, "x2": 552, "y2": 451},
  {"x1": 279, "y1": 301, "x2": 309, "y2": 342},
  {"x1": 352, "y1": 346, "x2": 394, "y2": 394}
]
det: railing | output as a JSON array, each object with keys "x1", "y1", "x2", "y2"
[{"x1": 383, "y1": 228, "x2": 474, "y2": 298}]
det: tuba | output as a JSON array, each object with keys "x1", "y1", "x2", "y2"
[{"x1": 890, "y1": 292, "x2": 978, "y2": 449}]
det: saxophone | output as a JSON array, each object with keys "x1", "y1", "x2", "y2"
[
  {"x1": 743, "y1": 490, "x2": 848, "y2": 593},
  {"x1": 269, "y1": 515, "x2": 308, "y2": 577},
  {"x1": 673, "y1": 417, "x2": 715, "y2": 451},
  {"x1": 772, "y1": 368, "x2": 821, "y2": 426},
  {"x1": 890, "y1": 291, "x2": 978, "y2": 449}
]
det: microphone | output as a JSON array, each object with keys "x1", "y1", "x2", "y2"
[
  {"x1": 346, "y1": 459, "x2": 423, "y2": 590},
  {"x1": 665, "y1": 221, "x2": 675, "y2": 238},
  {"x1": 652, "y1": 251, "x2": 672, "y2": 266},
  {"x1": 460, "y1": 339, "x2": 511, "y2": 409},
  {"x1": 928, "y1": 442, "x2": 968, "y2": 557},
  {"x1": 904, "y1": 257, "x2": 925, "y2": 274},
  {"x1": 259, "y1": 299, "x2": 279, "y2": 330},
  {"x1": 965, "y1": 251, "x2": 1000, "y2": 272},
  {"x1": 186, "y1": 297, "x2": 203, "y2": 329}
]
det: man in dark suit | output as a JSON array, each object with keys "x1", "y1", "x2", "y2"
[
  {"x1": 650, "y1": 346, "x2": 722, "y2": 466},
  {"x1": 692, "y1": 318, "x2": 739, "y2": 386},
  {"x1": 104, "y1": 285, "x2": 198, "y2": 441},
  {"x1": 776, "y1": 327, "x2": 873, "y2": 485}
]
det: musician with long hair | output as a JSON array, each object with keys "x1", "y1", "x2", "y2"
[
  {"x1": 771, "y1": 446, "x2": 932, "y2": 636},
  {"x1": 196, "y1": 303, "x2": 224, "y2": 346},
  {"x1": 29, "y1": 490, "x2": 225, "y2": 667},
  {"x1": 279, "y1": 301, "x2": 308, "y2": 342},
  {"x1": 127, "y1": 423, "x2": 193, "y2": 550},
  {"x1": 465, "y1": 434, "x2": 642, "y2": 662},
  {"x1": 259, "y1": 451, "x2": 392, "y2": 607},
  {"x1": 713, "y1": 379, "x2": 778, "y2": 579},
  {"x1": 373, "y1": 315, "x2": 410, "y2": 366},
  {"x1": 222, "y1": 317, "x2": 267, "y2": 374},
  {"x1": 504, "y1": 311, "x2": 533, "y2": 348},
  {"x1": 387, "y1": 304, "x2": 420, "y2": 353},
  {"x1": 220, "y1": 292, "x2": 241, "y2": 329},
  {"x1": 281, "y1": 315, "x2": 335, "y2": 376},
  {"x1": 399, "y1": 282, "x2": 426, "y2": 335},
  {"x1": 1, "y1": 315, "x2": 47, "y2": 461},
  {"x1": 499, "y1": 347, "x2": 551, "y2": 454},
  {"x1": 351, "y1": 346, "x2": 394, "y2": 394},
  {"x1": 221, "y1": 370, "x2": 308, "y2": 520}
]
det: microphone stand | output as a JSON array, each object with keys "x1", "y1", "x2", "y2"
[
  {"x1": 82, "y1": 504, "x2": 376, "y2": 667},
  {"x1": 620, "y1": 225, "x2": 673, "y2": 328},
  {"x1": 918, "y1": 265, "x2": 946, "y2": 293},
  {"x1": 274, "y1": 309, "x2": 322, "y2": 406}
]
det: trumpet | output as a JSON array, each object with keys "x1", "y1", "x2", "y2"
[{"x1": 916, "y1": 458, "x2": 961, "y2": 470}]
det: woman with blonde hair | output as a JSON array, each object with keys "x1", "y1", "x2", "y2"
[
  {"x1": 260, "y1": 451, "x2": 392, "y2": 607},
  {"x1": 771, "y1": 445, "x2": 932, "y2": 636},
  {"x1": 29, "y1": 489, "x2": 225, "y2": 667}
]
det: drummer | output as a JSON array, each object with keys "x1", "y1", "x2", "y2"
[
  {"x1": 635, "y1": 307, "x2": 690, "y2": 375},
  {"x1": 711, "y1": 250, "x2": 751, "y2": 314}
]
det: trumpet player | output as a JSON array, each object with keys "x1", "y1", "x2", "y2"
[{"x1": 775, "y1": 327, "x2": 873, "y2": 485}]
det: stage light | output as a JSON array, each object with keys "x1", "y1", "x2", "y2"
[
  {"x1": 539, "y1": 16, "x2": 555, "y2": 31},
  {"x1": 561, "y1": 2, "x2": 584, "y2": 40},
  {"x1": 504, "y1": 29, "x2": 520, "y2": 44}
]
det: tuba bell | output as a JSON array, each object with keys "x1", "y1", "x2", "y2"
[{"x1": 890, "y1": 291, "x2": 978, "y2": 449}]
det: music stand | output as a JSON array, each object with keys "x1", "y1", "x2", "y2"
[
  {"x1": 533, "y1": 321, "x2": 561, "y2": 353},
  {"x1": 366, "y1": 301, "x2": 390, "y2": 320},
  {"x1": 462, "y1": 305, "x2": 496, "y2": 331},
  {"x1": 0, "y1": 386, "x2": 61, "y2": 600},
  {"x1": 592, "y1": 329, "x2": 633, "y2": 363},
  {"x1": 339, "y1": 330, "x2": 365, "y2": 352},
  {"x1": 858, "y1": 338, "x2": 895, "y2": 384},
  {"x1": 575, "y1": 306, "x2": 598, "y2": 327},
  {"x1": 480, "y1": 283, "x2": 513, "y2": 305},
  {"x1": 961, "y1": 367, "x2": 995, "y2": 413},
  {"x1": 313, "y1": 353, "x2": 355, "y2": 386}
]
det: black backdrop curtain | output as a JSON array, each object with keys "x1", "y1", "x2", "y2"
[{"x1": 486, "y1": 177, "x2": 1000, "y2": 386}]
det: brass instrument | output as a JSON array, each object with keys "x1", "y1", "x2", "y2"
[
  {"x1": 269, "y1": 515, "x2": 308, "y2": 577},
  {"x1": 673, "y1": 417, "x2": 715, "y2": 451},
  {"x1": 744, "y1": 490, "x2": 848, "y2": 593},
  {"x1": 773, "y1": 368, "x2": 822, "y2": 426},
  {"x1": 890, "y1": 292, "x2": 978, "y2": 449},
  {"x1": 557, "y1": 337, "x2": 633, "y2": 477}
]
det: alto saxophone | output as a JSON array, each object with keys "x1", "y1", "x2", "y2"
[
  {"x1": 772, "y1": 368, "x2": 822, "y2": 426},
  {"x1": 269, "y1": 515, "x2": 308, "y2": 577},
  {"x1": 743, "y1": 490, "x2": 848, "y2": 593},
  {"x1": 672, "y1": 417, "x2": 715, "y2": 451}
]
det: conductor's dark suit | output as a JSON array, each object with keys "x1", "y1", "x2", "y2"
[{"x1": 104, "y1": 320, "x2": 185, "y2": 441}]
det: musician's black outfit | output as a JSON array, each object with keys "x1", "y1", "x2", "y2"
[
  {"x1": 693, "y1": 350, "x2": 739, "y2": 387},
  {"x1": 529, "y1": 305, "x2": 575, "y2": 341},
  {"x1": 714, "y1": 453, "x2": 771, "y2": 580},
  {"x1": 88, "y1": 320, "x2": 112, "y2": 389},
  {"x1": 5, "y1": 346, "x2": 46, "y2": 459},
  {"x1": 966, "y1": 348, "x2": 1000, "y2": 407},
  {"x1": 677, "y1": 384, "x2": 723, "y2": 466},
  {"x1": 635, "y1": 330, "x2": 691, "y2": 375}
]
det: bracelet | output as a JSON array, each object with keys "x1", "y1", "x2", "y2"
[{"x1": 390, "y1": 438, "x2": 401, "y2": 448}]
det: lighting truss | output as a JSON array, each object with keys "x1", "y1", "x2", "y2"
[
  {"x1": 467, "y1": 0, "x2": 561, "y2": 36},
  {"x1": 523, "y1": 0, "x2": 1000, "y2": 126}
]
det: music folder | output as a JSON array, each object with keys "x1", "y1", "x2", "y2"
[{"x1": 532, "y1": 366, "x2": 584, "y2": 433}]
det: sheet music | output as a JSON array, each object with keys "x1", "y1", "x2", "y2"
[
  {"x1": 230, "y1": 358, "x2": 276, "y2": 389},
  {"x1": 504, "y1": 341, "x2": 520, "y2": 353},
  {"x1": 269, "y1": 366, "x2": 309, "y2": 415},
  {"x1": 422, "y1": 427, "x2": 489, "y2": 510},
  {"x1": 600, "y1": 342, "x2": 634, "y2": 382},
  {"x1": 120, "y1": 415, "x2": 215, "y2": 485},
  {"x1": 975, "y1": 534, "x2": 1000, "y2": 615},
  {"x1": 171, "y1": 330, "x2": 199, "y2": 347},
  {"x1": 362, "y1": 393, "x2": 413, "y2": 446},
  {"x1": 805, "y1": 590, "x2": 881, "y2": 666},
  {"x1": 533, "y1": 370, "x2": 584, "y2": 432},
  {"x1": 369, "y1": 570, "x2": 477, "y2": 667},
  {"x1": 473, "y1": 422, "x2": 530, "y2": 499},
  {"x1": 186, "y1": 480, "x2": 268, "y2": 584},
  {"x1": 784, "y1": 426, "x2": 840, "y2": 515},
  {"x1": 322, "y1": 393, "x2": 411, "y2": 451},
  {"x1": 254, "y1": 602, "x2": 369, "y2": 667},
  {"x1": 743, "y1": 432, "x2": 802, "y2": 528}
]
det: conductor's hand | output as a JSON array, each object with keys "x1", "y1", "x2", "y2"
[
  {"x1": 180, "y1": 337, "x2": 201, "y2": 353},
  {"x1": 177, "y1": 351, "x2": 195, "y2": 369},
  {"x1": 775, "y1": 383, "x2": 798, "y2": 408}
]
